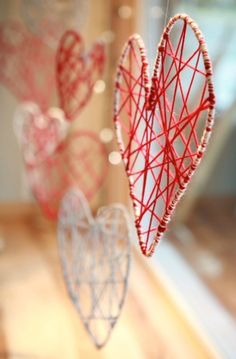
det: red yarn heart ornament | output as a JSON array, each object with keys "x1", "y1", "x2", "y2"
[
  {"x1": 56, "y1": 30, "x2": 105, "y2": 120},
  {"x1": 27, "y1": 130, "x2": 108, "y2": 219},
  {"x1": 0, "y1": 20, "x2": 55, "y2": 110},
  {"x1": 114, "y1": 14, "x2": 215, "y2": 256}
]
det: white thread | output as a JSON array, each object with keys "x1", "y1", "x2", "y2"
[
  {"x1": 164, "y1": 0, "x2": 170, "y2": 28},
  {"x1": 58, "y1": 188, "x2": 132, "y2": 348}
]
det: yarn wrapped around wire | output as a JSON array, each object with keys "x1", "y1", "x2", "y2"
[
  {"x1": 13, "y1": 102, "x2": 108, "y2": 220},
  {"x1": 58, "y1": 188, "x2": 131, "y2": 348},
  {"x1": 114, "y1": 14, "x2": 215, "y2": 256},
  {"x1": 56, "y1": 30, "x2": 105, "y2": 121},
  {"x1": 0, "y1": 20, "x2": 55, "y2": 111},
  {"x1": 10, "y1": 26, "x2": 107, "y2": 219}
]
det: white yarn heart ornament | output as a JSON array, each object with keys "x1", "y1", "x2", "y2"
[{"x1": 58, "y1": 188, "x2": 131, "y2": 348}]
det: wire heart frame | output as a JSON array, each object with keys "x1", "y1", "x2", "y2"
[
  {"x1": 58, "y1": 188, "x2": 131, "y2": 348},
  {"x1": 114, "y1": 14, "x2": 216, "y2": 256},
  {"x1": 56, "y1": 30, "x2": 105, "y2": 121},
  {"x1": 8, "y1": 25, "x2": 107, "y2": 220},
  {"x1": 14, "y1": 102, "x2": 108, "y2": 219},
  {"x1": 0, "y1": 20, "x2": 55, "y2": 110},
  {"x1": 0, "y1": 22, "x2": 106, "y2": 120},
  {"x1": 26, "y1": 127, "x2": 108, "y2": 219}
]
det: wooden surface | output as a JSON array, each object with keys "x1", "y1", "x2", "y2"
[{"x1": 0, "y1": 204, "x2": 218, "y2": 359}]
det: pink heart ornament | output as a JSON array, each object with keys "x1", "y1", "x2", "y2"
[
  {"x1": 56, "y1": 30, "x2": 105, "y2": 121},
  {"x1": 0, "y1": 21, "x2": 55, "y2": 109}
]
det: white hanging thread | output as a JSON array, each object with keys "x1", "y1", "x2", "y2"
[{"x1": 164, "y1": 0, "x2": 170, "y2": 28}]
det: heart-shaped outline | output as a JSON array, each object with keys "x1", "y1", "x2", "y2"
[
  {"x1": 27, "y1": 130, "x2": 108, "y2": 220},
  {"x1": 57, "y1": 188, "x2": 131, "y2": 348},
  {"x1": 114, "y1": 14, "x2": 215, "y2": 256},
  {"x1": 0, "y1": 20, "x2": 55, "y2": 110},
  {"x1": 56, "y1": 30, "x2": 105, "y2": 121}
]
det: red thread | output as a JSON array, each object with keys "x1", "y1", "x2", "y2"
[
  {"x1": 5, "y1": 24, "x2": 108, "y2": 220},
  {"x1": 0, "y1": 20, "x2": 55, "y2": 111},
  {"x1": 56, "y1": 30, "x2": 105, "y2": 121},
  {"x1": 114, "y1": 14, "x2": 215, "y2": 256},
  {"x1": 27, "y1": 130, "x2": 108, "y2": 219}
]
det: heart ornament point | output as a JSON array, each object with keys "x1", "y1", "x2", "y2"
[
  {"x1": 114, "y1": 14, "x2": 215, "y2": 256},
  {"x1": 58, "y1": 188, "x2": 131, "y2": 348}
]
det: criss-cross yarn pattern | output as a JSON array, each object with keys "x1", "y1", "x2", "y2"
[
  {"x1": 27, "y1": 130, "x2": 108, "y2": 219},
  {"x1": 114, "y1": 14, "x2": 215, "y2": 256},
  {"x1": 58, "y1": 188, "x2": 131, "y2": 348},
  {"x1": 57, "y1": 30, "x2": 105, "y2": 121},
  {"x1": 0, "y1": 20, "x2": 55, "y2": 111},
  {"x1": 6, "y1": 24, "x2": 108, "y2": 220}
]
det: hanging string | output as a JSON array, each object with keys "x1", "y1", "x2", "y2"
[{"x1": 164, "y1": 0, "x2": 170, "y2": 28}]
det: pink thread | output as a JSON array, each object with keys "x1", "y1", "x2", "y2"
[
  {"x1": 56, "y1": 30, "x2": 105, "y2": 121},
  {"x1": 27, "y1": 130, "x2": 108, "y2": 219},
  {"x1": 0, "y1": 20, "x2": 55, "y2": 111}
]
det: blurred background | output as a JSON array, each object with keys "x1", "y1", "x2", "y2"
[{"x1": 0, "y1": 0, "x2": 236, "y2": 358}]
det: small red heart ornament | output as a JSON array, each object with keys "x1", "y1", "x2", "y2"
[
  {"x1": 27, "y1": 130, "x2": 108, "y2": 219},
  {"x1": 0, "y1": 20, "x2": 55, "y2": 110},
  {"x1": 114, "y1": 14, "x2": 215, "y2": 256},
  {"x1": 56, "y1": 30, "x2": 105, "y2": 120}
]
